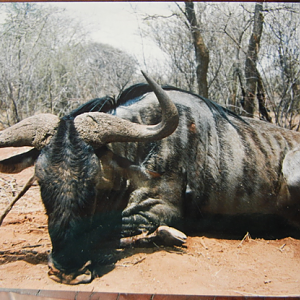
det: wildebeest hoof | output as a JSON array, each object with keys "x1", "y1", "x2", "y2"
[
  {"x1": 48, "y1": 260, "x2": 93, "y2": 285},
  {"x1": 156, "y1": 226, "x2": 187, "y2": 246}
]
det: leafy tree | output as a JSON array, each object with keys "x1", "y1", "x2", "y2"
[
  {"x1": 143, "y1": 8, "x2": 197, "y2": 91},
  {"x1": 81, "y1": 43, "x2": 138, "y2": 98},
  {"x1": 184, "y1": 2, "x2": 209, "y2": 97},
  {"x1": 243, "y1": 2, "x2": 268, "y2": 119},
  {"x1": 0, "y1": 3, "x2": 86, "y2": 124},
  {"x1": 261, "y1": 3, "x2": 300, "y2": 128},
  {"x1": 0, "y1": 3, "x2": 137, "y2": 127},
  {"x1": 142, "y1": 2, "x2": 300, "y2": 129}
]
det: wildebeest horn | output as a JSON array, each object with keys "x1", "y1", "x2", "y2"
[
  {"x1": 0, "y1": 114, "x2": 60, "y2": 150},
  {"x1": 74, "y1": 72, "x2": 179, "y2": 146},
  {"x1": 0, "y1": 73, "x2": 178, "y2": 149}
]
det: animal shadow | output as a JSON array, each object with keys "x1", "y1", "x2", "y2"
[{"x1": 184, "y1": 213, "x2": 300, "y2": 240}]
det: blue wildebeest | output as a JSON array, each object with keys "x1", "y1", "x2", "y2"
[{"x1": 1, "y1": 72, "x2": 300, "y2": 284}]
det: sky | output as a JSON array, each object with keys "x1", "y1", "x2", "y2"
[{"x1": 48, "y1": 2, "x2": 175, "y2": 66}]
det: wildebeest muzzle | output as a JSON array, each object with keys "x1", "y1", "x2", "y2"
[{"x1": 48, "y1": 254, "x2": 93, "y2": 285}]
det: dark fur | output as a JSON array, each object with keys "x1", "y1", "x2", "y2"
[
  {"x1": 69, "y1": 83, "x2": 242, "y2": 124},
  {"x1": 35, "y1": 118, "x2": 100, "y2": 270},
  {"x1": 2, "y1": 83, "x2": 300, "y2": 282}
]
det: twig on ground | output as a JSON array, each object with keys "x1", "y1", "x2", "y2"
[
  {"x1": 164, "y1": 247, "x2": 186, "y2": 254},
  {"x1": 21, "y1": 244, "x2": 44, "y2": 249},
  {"x1": 0, "y1": 176, "x2": 17, "y2": 197},
  {"x1": 237, "y1": 232, "x2": 251, "y2": 248},
  {"x1": 133, "y1": 257, "x2": 146, "y2": 265},
  {"x1": 0, "y1": 175, "x2": 36, "y2": 226},
  {"x1": 232, "y1": 290, "x2": 259, "y2": 296},
  {"x1": 200, "y1": 237, "x2": 208, "y2": 250},
  {"x1": 279, "y1": 243, "x2": 286, "y2": 252}
]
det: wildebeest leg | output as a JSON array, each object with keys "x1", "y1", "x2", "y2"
[
  {"x1": 121, "y1": 178, "x2": 186, "y2": 246},
  {"x1": 281, "y1": 147, "x2": 300, "y2": 228},
  {"x1": 119, "y1": 226, "x2": 187, "y2": 247}
]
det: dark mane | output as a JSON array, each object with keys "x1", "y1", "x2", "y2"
[
  {"x1": 158, "y1": 85, "x2": 244, "y2": 124},
  {"x1": 68, "y1": 95, "x2": 116, "y2": 118},
  {"x1": 67, "y1": 83, "x2": 151, "y2": 118},
  {"x1": 68, "y1": 83, "x2": 244, "y2": 124}
]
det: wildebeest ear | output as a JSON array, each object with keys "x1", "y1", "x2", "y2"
[
  {"x1": 94, "y1": 146, "x2": 134, "y2": 169},
  {"x1": 0, "y1": 148, "x2": 40, "y2": 174},
  {"x1": 95, "y1": 147, "x2": 161, "y2": 181}
]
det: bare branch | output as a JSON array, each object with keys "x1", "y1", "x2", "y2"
[{"x1": 0, "y1": 175, "x2": 36, "y2": 226}]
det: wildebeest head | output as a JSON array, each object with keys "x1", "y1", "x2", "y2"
[{"x1": 0, "y1": 72, "x2": 179, "y2": 284}]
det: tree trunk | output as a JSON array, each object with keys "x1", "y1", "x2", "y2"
[
  {"x1": 185, "y1": 2, "x2": 209, "y2": 98},
  {"x1": 257, "y1": 68, "x2": 272, "y2": 122},
  {"x1": 243, "y1": 2, "x2": 264, "y2": 118},
  {"x1": 8, "y1": 82, "x2": 20, "y2": 125}
]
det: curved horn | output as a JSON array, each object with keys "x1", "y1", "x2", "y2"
[
  {"x1": 0, "y1": 114, "x2": 60, "y2": 150},
  {"x1": 74, "y1": 72, "x2": 179, "y2": 146}
]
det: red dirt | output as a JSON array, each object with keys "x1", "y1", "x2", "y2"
[{"x1": 0, "y1": 147, "x2": 300, "y2": 296}]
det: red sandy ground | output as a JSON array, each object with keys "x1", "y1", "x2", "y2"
[{"x1": 0, "y1": 147, "x2": 300, "y2": 296}]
